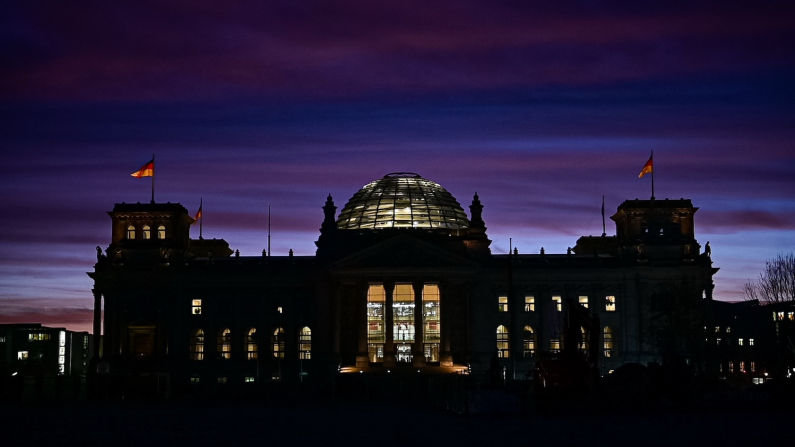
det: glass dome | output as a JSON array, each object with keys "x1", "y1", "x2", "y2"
[{"x1": 336, "y1": 173, "x2": 470, "y2": 230}]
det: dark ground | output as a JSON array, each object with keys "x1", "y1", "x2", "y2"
[{"x1": 1, "y1": 398, "x2": 791, "y2": 447}]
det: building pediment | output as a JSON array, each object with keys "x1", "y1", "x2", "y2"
[{"x1": 327, "y1": 233, "x2": 481, "y2": 271}]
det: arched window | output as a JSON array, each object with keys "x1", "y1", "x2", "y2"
[
  {"x1": 523, "y1": 326, "x2": 535, "y2": 358},
  {"x1": 246, "y1": 328, "x2": 257, "y2": 360},
  {"x1": 157, "y1": 225, "x2": 166, "y2": 239},
  {"x1": 604, "y1": 326, "x2": 616, "y2": 358},
  {"x1": 190, "y1": 329, "x2": 204, "y2": 361},
  {"x1": 299, "y1": 327, "x2": 311, "y2": 360},
  {"x1": 272, "y1": 328, "x2": 284, "y2": 358},
  {"x1": 126, "y1": 225, "x2": 135, "y2": 239},
  {"x1": 142, "y1": 225, "x2": 151, "y2": 240},
  {"x1": 496, "y1": 325, "x2": 510, "y2": 358},
  {"x1": 217, "y1": 328, "x2": 231, "y2": 359}
]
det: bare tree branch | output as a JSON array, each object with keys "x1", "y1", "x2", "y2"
[{"x1": 742, "y1": 252, "x2": 795, "y2": 304}]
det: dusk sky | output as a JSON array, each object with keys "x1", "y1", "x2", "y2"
[{"x1": 2, "y1": 1, "x2": 794, "y2": 333}]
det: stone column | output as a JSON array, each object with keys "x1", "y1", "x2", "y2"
[
  {"x1": 92, "y1": 289, "x2": 102, "y2": 359},
  {"x1": 384, "y1": 281, "x2": 396, "y2": 367},
  {"x1": 412, "y1": 282, "x2": 425, "y2": 367},
  {"x1": 355, "y1": 282, "x2": 370, "y2": 367},
  {"x1": 440, "y1": 282, "x2": 453, "y2": 367}
]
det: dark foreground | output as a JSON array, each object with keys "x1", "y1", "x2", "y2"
[{"x1": 1, "y1": 397, "x2": 790, "y2": 447}]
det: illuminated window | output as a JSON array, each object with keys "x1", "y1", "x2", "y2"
[
  {"x1": 740, "y1": 361, "x2": 746, "y2": 372},
  {"x1": 277, "y1": 306, "x2": 282, "y2": 314},
  {"x1": 217, "y1": 377, "x2": 227, "y2": 385},
  {"x1": 775, "y1": 312, "x2": 784, "y2": 321},
  {"x1": 272, "y1": 327, "x2": 284, "y2": 358},
  {"x1": 368, "y1": 344, "x2": 384, "y2": 363},
  {"x1": 498, "y1": 296, "x2": 508, "y2": 312},
  {"x1": 217, "y1": 328, "x2": 231, "y2": 360},
  {"x1": 126, "y1": 225, "x2": 135, "y2": 239},
  {"x1": 496, "y1": 325, "x2": 510, "y2": 358},
  {"x1": 422, "y1": 284, "x2": 440, "y2": 362},
  {"x1": 726, "y1": 326, "x2": 731, "y2": 333},
  {"x1": 0, "y1": 336, "x2": 5, "y2": 343},
  {"x1": 603, "y1": 326, "x2": 615, "y2": 357},
  {"x1": 190, "y1": 329, "x2": 204, "y2": 361},
  {"x1": 553, "y1": 296, "x2": 562, "y2": 312},
  {"x1": 28, "y1": 333, "x2": 51, "y2": 341},
  {"x1": 605, "y1": 296, "x2": 616, "y2": 312},
  {"x1": 751, "y1": 362, "x2": 756, "y2": 372},
  {"x1": 244, "y1": 376, "x2": 255, "y2": 383},
  {"x1": 729, "y1": 362, "x2": 734, "y2": 373},
  {"x1": 750, "y1": 338, "x2": 754, "y2": 346},
  {"x1": 719, "y1": 364, "x2": 723, "y2": 373},
  {"x1": 789, "y1": 312, "x2": 794, "y2": 321},
  {"x1": 396, "y1": 343, "x2": 412, "y2": 363},
  {"x1": 524, "y1": 296, "x2": 535, "y2": 312},
  {"x1": 578, "y1": 296, "x2": 589, "y2": 308},
  {"x1": 142, "y1": 225, "x2": 151, "y2": 239},
  {"x1": 393, "y1": 284, "x2": 415, "y2": 342},
  {"x1": 716, "y1": 338, "x2": 721, "y2": 345},
  {"x1": 367, "y1": 284, "x2": 385, "y2": 362},
  {"x1": 715, "y1": 326, "x2": 720, "y2": 333},
  {"x1": 246, "y1": 328, "x2": 257, "y2": 360},
  {"x1": 18, "y1": 351, "x2": 29, "y2": 360},
  {"x1": 550, "y1": 337, "x2": 561, "y2": 353},
  {"x1": 523, "y1": 326, "x2": 535, "y2": 358},
  {"x1": 157, "y1": 225, "x2": 165, "y2": 239},
  {"x1": 424, "y1": 343, "x2": 439, "y2": 363},
  {"x1": 192, "y1": 299, "x2": 202, "y2": 315},
  {"x1": 739, "y1": 338, "x2": 744, "y2": 346},
  {"x1": 299, "y1": 326, "x2": 311, "y2": 360},
  {"x1": 190, "y1": 376, "x2": 200, "y2": 385}
]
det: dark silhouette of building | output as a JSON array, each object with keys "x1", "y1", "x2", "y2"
[{"x1": 88, "y1": 172, "x2": 717, "y2": 394}]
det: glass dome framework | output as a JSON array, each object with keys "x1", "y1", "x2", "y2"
[{"x1": 336, "y1": 173, "x2": 470, "y2": 230}]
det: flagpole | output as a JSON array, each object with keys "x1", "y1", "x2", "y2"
[
  {"x1": 601, "y1": 195, "x2": 606, "y2": 236},
  {"x1": 650, "y1": 150, "x2": 655, "y2": 200},
  {"x1": 267, "y1": 204, "x2": 271, "y2": 257},
  {"x1": 199, "y1": 197, "x2": 203, "y2": 240},
  {"x1": 151, "y1": 153, "x2": 156, "y2": 204}
]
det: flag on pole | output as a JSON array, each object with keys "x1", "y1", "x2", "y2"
[
  {"x1": 131, "y1": 158, "x2": 154, "y2": 178},
  {"x1": 193, "y1": 204, "x2": 202, "y2": 224},
  {"x1": 638, "y1": 154, "x2": 653, "y2": 178}
]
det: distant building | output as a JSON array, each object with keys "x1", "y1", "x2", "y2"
[
  {"x1": 706, "y1": 299, "x2": 795, "y2": 383},
  {"x1": 89, "y1": 172, "x2": 717, "y2": 393},
  {"x1": 0, "y1": 323, "x2": 93, "y2": 376}
]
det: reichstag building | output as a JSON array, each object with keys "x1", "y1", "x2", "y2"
[{"x1": 88, "y1": 172, "x2": 717, "y2": 390}]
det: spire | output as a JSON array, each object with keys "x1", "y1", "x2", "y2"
[
  {"x1": 469, "y1": 193, "x2": 485, "y2": 229},
  {"x1": 320, "y1": 194, "x2": 338, "y2": 233}
]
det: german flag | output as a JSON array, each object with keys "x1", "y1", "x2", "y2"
[
  {"x1": 131, "y1": 159, "x2": 154, "y2": 178},
  {"x1": 193, "y1": 204, "x2": 202, "y2": 223},
  {"x1": 638, "y1": 154, "x2": 653, "y2": 178}
]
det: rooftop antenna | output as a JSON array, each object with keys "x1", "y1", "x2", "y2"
[{"x1": 268, "y1": 204, "x2": 271, "y2": 257}]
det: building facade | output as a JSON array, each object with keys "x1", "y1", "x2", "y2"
[{"x1": 88, "y1": 173, "x2": 717, "y2": 392}]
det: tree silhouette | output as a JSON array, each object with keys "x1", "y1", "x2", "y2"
[{"x1": 743, "y1": 252, "x2": 795, "y2": 304}]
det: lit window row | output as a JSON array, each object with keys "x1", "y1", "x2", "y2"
[
  {"x1": 495, "y1": 326, "x2": 618, "y2": 358},
  {"x1": 28, "y1": 333, "x2": 51, "y2": 341},
  {"x1": 126, "y1": 225, "x2": 166, "y2": 239},
  {"x1": 189, "y1": 327, "x2": 311, "y2": 361},
  {"x1": 498, "y1": 295, "x2": 617, "y2": 312},
  {"x1": 773, "y1": 312, "x2": 795, "y2": 321}
]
